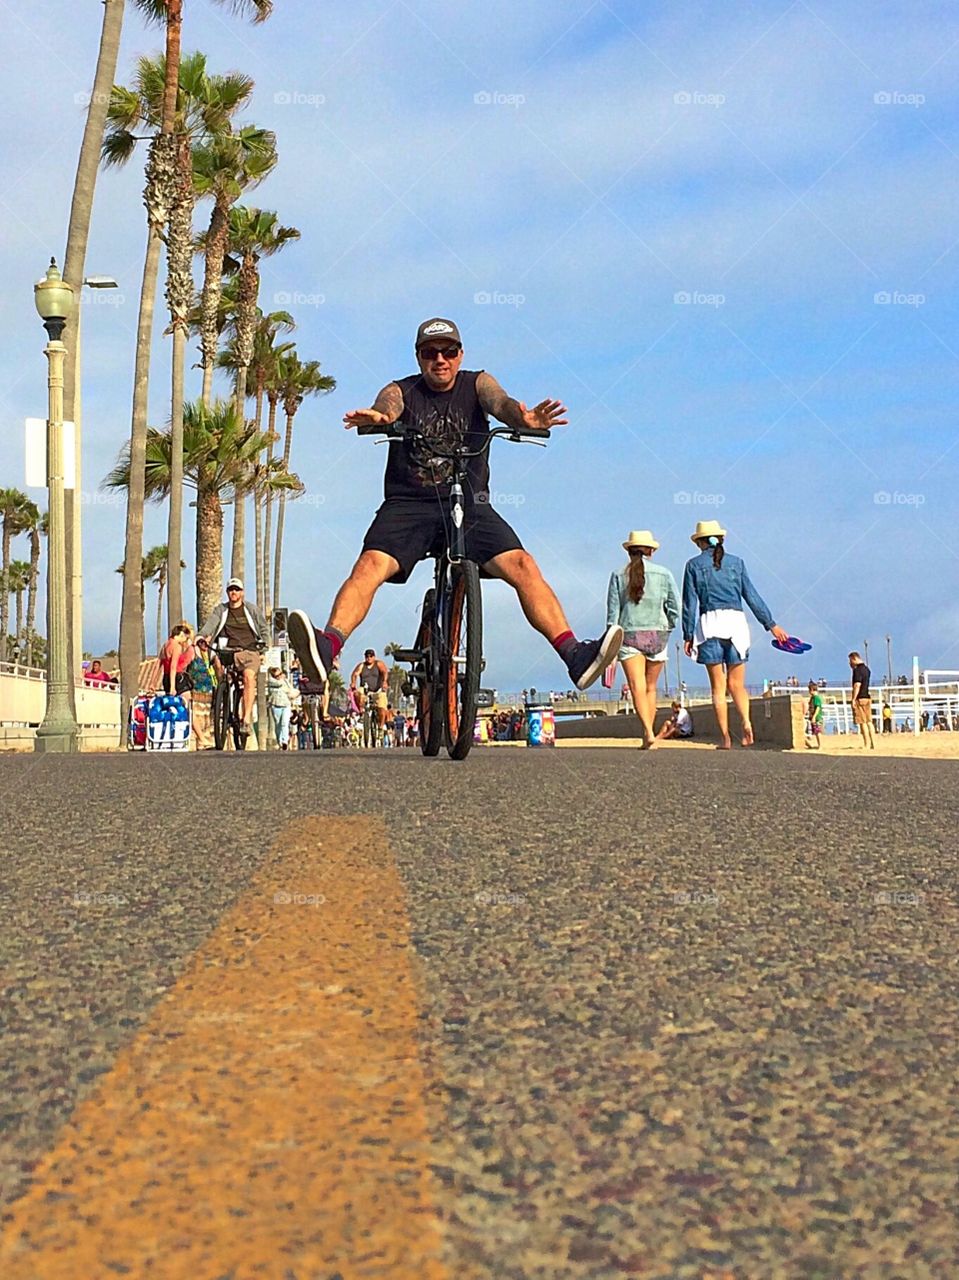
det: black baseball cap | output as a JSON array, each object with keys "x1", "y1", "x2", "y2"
[
  {"x1": 364, "y1": 648, "x2": 376, "y2": 657},
  {"x1": 415, "y1": 318, "x2": 461, "y2": 349}
]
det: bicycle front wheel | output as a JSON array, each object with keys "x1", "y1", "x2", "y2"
[
  {"x1": 445, "y1": 561, "x2": 482, "y2": 760},
  {"x1": 212, "y1": 679, "x2": 229, "y2": 750},
  {"x1": 232, "y1": 684, "x2": 248, "y2": 751},
  {"x1": 416, "y1": 587, "x2": 443, "y2": 756}
]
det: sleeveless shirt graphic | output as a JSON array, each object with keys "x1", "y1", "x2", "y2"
[{"x1": 383, "y1": 370, "x2": 490, "y2": 501}]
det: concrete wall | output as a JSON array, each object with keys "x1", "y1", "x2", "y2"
[
  {"x1": 1, "y1": 669, "x2": 122, "y2": 751},
  {"x1": 556, "y1": 695, "x2": 803, "y2": 749}
]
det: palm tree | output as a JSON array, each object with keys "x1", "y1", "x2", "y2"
[
  {"x1": 271, "y1": 351, "x2": 335, "y2": 609},
  {"x1": 24, "y1": 506, "x2": 47, "y2": 668},
  {"x1": 7, "y1": 562, "x2": 31, "y2": 654},
  {"x1": 104, "y1": 399, "x2": 301, "y2": 623},
  {"x1": 62, "y1": 0, "x2": 126, "y2": 684},
  {"x1": 220, "y1": 206, "x2": 301, "y2": 582},
  {"x1": 115, "y1": 547, "x2": 168, "y2": 646},
  {"x1": 216, "y1": 308, "x2": 294, "y2": 603},
  {"x1": 105, "y1": 49, "x2": 260, "y2": 641},
  {"x1": 141, "y1": 544, "x2": 185, "y2": 652},
  {"x1": 114, "y1": 0, "x2": 273, "y2": 739},
  {"x1": 383, "y1": 641, "x2": 407, "y2": 708},
  {"x1": 193, "y1": 125, "x2": 278, "y2": 406},
  {"x1": 1, "y1": 488, "x2": 33, "y2": 661}
]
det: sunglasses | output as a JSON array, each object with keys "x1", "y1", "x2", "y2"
[
  {"x1": 227, "y1": 586, "x2": 242, "y2": 593},
  {"x1": 418, "y1": 345, "x2": 461, "y2": 361}
]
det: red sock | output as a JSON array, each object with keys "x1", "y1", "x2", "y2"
[
  {"x1": 551, "y1": 630, "x2": 576, "y2": 661},
  {"x1": 325, "y1": 627, "x2": 345, "y2": 659}
]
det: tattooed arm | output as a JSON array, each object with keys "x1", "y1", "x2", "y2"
[
  {"x1": 476, "y1": 371, "x2": 568, "y2": 432},
  {"x1": 343, "y1": 382, "x2": 404, "y2": 429}
]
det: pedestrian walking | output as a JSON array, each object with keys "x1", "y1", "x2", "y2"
[
  {"x1": 267, "y1": 666, "x2": 297, "y2": 750},
  {"x1": 848, "y1": 651, "x2": 875, "y2": 749},
  {"x1": 186, "y1": 636, "x2": 216, "y2": 749},
  {"x1": 606, "y1": 530, "x2": 680, "y2": 749},
  {"x1": 682, "y1": 521, "x2": 790, "y2": 749},
  {"x1": 882, "y1": 701, "x2": 893, "y2": 734},
  {"x1": 160, "y1": 623, "x2": 195, "y2": 700}
]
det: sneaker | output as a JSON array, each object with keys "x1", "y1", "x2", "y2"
[
  {"x1": 566, "y1": 624, "x2": 624, "y2": 690},
  {"x1": 288, "y1": 609, "x2": 331, "y2": 685}
]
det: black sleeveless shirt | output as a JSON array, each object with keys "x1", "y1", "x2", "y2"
[{"x1": 383, "y1": 370, "x2": 490, "y2": 501}]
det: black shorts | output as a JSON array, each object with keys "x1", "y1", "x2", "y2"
[
  {"x1": 362, "y1": 498, "x2": 523, "y2": 583},
  {"x1": 162, "y1": 670, "x2": 193, "y2": 696}
]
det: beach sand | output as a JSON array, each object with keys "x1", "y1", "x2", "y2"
[{"x1": 556, "y1": 734, "x2": 959, "y2": 760}]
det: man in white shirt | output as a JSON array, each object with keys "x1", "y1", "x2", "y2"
[{"x1": 656, "y1": 701, "x2": 694, "y2": 741}]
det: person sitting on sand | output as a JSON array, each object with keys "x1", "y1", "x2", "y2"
[{"x1": 656, "y1": 700, "x2": 694, "y2": 742}]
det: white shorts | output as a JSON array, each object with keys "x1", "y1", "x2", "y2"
[{"x1": 619, "y1": 644, "x2": 668, "y2": 663}]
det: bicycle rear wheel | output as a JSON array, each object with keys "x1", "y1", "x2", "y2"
[
  {"x1": 445, "y1": 561, "x2": 482, "y2": 760},
  {"x1": 415, "y1": 587, "x2": 443, "y2": 756},
  {"x1": 232, "y1": 683, "x2": 248, "y2": 751},
  {"x1": 212, "y1": 679, "x2": 229, "y2": 750}
]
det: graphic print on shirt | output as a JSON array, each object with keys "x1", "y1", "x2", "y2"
[{"x1": 408, "y1": 404, "x2": 474, "y2": 490}]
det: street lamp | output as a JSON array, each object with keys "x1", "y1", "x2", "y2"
[
  {"x1": 33, "y1": 257, "x2": 80, "y2": 752},
  {"x1": 68, "y1": 274, "x2": 118, "y2": 683},
  {"x1": 885, "y1": 634, "x2": 893, "y2": 687}
]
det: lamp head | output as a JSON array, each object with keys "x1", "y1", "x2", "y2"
[{"x1": 34, "y1": 258, "x2": 75, "y2": 338}]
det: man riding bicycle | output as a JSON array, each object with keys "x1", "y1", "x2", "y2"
[
  {"x1": 198, "y1": 578, "x2": 268, "y2": 735},
  {"x1": 288, "y1": 317, "x2": 622, "y2": 691},
  {"x1": 351, "y1": 648, "x2": 390, "y2": 747}
]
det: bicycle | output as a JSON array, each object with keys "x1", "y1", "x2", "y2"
[
  {"x1": 211, "y1": 645, "x2": 250, "y2": 751},
  {"x1": 358, "y1": 420, "x2": 550, "y2": 760}
]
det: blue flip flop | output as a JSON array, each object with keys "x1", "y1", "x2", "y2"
[{"x1": 772, "y1": 636, "x2": 812, "y2": 654}]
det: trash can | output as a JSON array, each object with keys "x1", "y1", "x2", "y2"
[{"x1": 525, "y1": 704, "x2": 555, "y2": 748}]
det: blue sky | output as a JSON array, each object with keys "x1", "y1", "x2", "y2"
[{"x1": 2, "y1": 0, "x2": 958, "y2": 691}]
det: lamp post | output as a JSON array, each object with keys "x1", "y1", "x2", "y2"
[
  {"x1": 864, "y1": 639, "x2": 869, "y2": 670},
  {"x1": 34, "y1": 258, "x2": 80, "y2": 753},
  {"x1": 885, "y1": 634, "x2": 893, "y2": 688},
  {"x1": 68, "y1": 275, "x2": 118, "y2": 682}
]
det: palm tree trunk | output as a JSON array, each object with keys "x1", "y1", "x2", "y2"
[
  {"x1": 15, "y1": 590, "x2": 23, "y2": 648},
  {"x1": 200, "y1": 200, "x2": 230, "y2": 407},
  {"x1": 271, "y1": 408, "x2": 296, "y2": 613},
  {"x1": 1, "y1": 527, "x2": 10, "y2": 656},
  {"x1": 156, "y1": 574, "x2": 165, "y2": 655},
  {"x1": 196, "y1": 484, "x2": 224, "y2": 625},
  {"x1": 263, "y1": 393, "x2": 278, "y2": 615},
  {"x1": 63, "y1": 0, "x2": 126, "y2": 687},
  {"x1": 253, "y1": 382, "x2": 265, "y2": 607},
  {"x1": 118, "y1": 226, "x2": 162, "y2": 733},
  {"x1": 26, "y1": 529, "x2": 40, "y2": 667},
  {"x1": 230, "y1": 374, "x2": 248, "y2": 581},
  {"x1": 167, "y1": 322, "x2": 187, "y2": 626}
]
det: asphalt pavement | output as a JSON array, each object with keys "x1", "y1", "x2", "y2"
[{"x1": 0, "y1": 747, "x2": 957, "y2": 1278}]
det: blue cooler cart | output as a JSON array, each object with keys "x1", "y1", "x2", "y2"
[
  {"x1": 525, "y1": 704, "x2": 556, "y2": 748},
  {"x1": 146, "y1": 693, "x2": 191, "y2": 750}
]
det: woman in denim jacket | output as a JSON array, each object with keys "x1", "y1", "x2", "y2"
[
  {"x1": 682, "y1": 520, "x2": 789, "y2": 749},
  {"x1": 606, "y1": 530, "x2": 680, "y2": 748}
]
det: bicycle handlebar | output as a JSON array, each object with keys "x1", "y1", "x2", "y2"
[{"x1": 354, "y1": 422, "x2": 550, "y2": 453}]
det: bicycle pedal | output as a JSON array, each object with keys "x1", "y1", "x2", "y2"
[{"x1": 391, "y1": 648, "x2": 425, "y2": 664}]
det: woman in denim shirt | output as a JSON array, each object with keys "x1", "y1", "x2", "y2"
[
  {"x1": 606, "y1": 530, "x2": 680, "y2": 748},
  {"x1": 682, "y1": 520, "x2": 789, "y2": 749}
]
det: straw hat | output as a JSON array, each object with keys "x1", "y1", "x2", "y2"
[
  {"x1": 622, "y1": 529, "x2": 660, "y2": 551},
  {"x1": 690, "y1": 519, "x2": 727, "y2": 545}
]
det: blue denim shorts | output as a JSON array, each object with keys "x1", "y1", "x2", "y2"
[{"x1": 697, "y1": 637, "x2": 747, "y2": 667}]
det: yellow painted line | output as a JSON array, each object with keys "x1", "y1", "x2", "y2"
[{"x1": 0, "y1": 817, "x2": 449, "y2": 1279}]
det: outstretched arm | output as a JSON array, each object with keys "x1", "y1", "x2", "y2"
[
  {"x1": 476, "y1": 371, "x2": 568, "y2": 432},
  {"x1": 343, "y1": 382, "x2": 404, "y2": 429}
]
